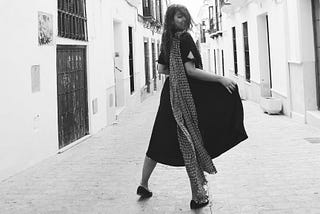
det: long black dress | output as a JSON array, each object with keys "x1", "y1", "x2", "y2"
[{"x1": 146, "y1": 32, "x2": 248, "y2": 167}]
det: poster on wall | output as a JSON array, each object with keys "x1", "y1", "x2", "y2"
[{"x1": 38, "y1": 11, "x2": 53, "y2": 46}]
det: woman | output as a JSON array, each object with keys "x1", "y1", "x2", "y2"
[{"x1": 137, "y1": 4, "x2": 248, "y2": 209}]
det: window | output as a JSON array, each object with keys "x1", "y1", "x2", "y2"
[
  {"x1": 232, "y1": 27, "x2": 238, "y2": 75},
  {"x1": 215, "y1": 0, "x2": 219, "y2": 31},
  {"x1": 143, "y1": 0, "x2": 154, "y2": 18},
  {"x1": 128, "y1": 27, "x2": 135, "y2": 94},
  {"x1": 200, "y1": 21, "x2": 206, "y2": 43},
  {"x1": 144, "y1": 38, "x2": 151, "y2": 92},
  {"x1": 58, "y1": 0, "x2": 88, "y2": 41},
  {"x1": 209, "y1": 6, "x2": 214, "y2": 31},
  {"x1": 209, "y1": 0, "x2": 222, "y2": 33},
  {"x1": 155, "y1": 0, "x2": 163, "y2": 23},
  {"x1": 243, "y1": 22, "x2": 250, "y2": 82}
]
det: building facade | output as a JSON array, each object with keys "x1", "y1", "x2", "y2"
[
  {"x1": 196, "y1": 0, "x2": 226, "y2": 77},
  {"x1": 219, "y1": 0, "x2": 319, "y2": 127},
  {"x1": 0, "y1": 0, "x2": 169, "y2": 181}
]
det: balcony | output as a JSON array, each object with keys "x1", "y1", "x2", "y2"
[
  {"x1": 139, "y1": 0, "x2": 162, "y2": 33},
  {"x1": 208, "y1": 15, "x2": 223, "y2": 38},
  {"x1": 221, "y1": 0, "x2": 249, "y2": 13},
  {"x1": 209, "y1": 26, "x2": 223, "y2": 38}
]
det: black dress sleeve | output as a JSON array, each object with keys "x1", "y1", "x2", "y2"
[
  {"x1": 157, "y1": 51, "x2": 168, "y2": 65},
  {"x1": 180, "y1": 32, "x2": 197, "y2": 64}
]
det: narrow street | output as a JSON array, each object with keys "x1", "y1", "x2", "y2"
[{"x1": 1, "y1": 89, "x2": 320, "y2": 214}]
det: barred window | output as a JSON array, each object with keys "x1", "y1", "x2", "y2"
[{"x1": 58, "y1": 0, "x2": 88, "y2": 41}]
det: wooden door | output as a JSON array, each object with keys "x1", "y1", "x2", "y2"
[{"x1": 56, "y1": 45, "x2": 89, "y2": 149}]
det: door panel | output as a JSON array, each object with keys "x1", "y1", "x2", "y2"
[{"x1": 57, "y1": 45, "x2": 89, "y2": 149}]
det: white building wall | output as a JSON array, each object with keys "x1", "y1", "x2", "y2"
[
  {"x1": 86, "y1": 0, "x2": 111, "y2": 133},
  {"x1": 200, "y1": 42, "x2": 211, "y2": 73},
  {"x1": 110, "y1": 0, "x2": 140, "y2": 113},
  {"x1": 221, "y1": 0, "x2": 318, "y2": 123},
  {"x1": 286, "y1": 0, "x2": 317, "y2": 122},
  {"x1": 268, "y1": 2, "x2": 288, "y2": 97},
  {"x1": 136, "y1": 1, "x2": 167, "y2": 100},
  {"x1": 223, "y1": 1, "x2": 289, "y2": 107},
  {"x1": 0, "y1": 0, "x2": 166, "y2": 181},
  {"x1": 0, "y1": 0, "x2": 58, "y2": 181},
  {"x1": 135, "y1": 25, "x2": 145, "y2": 93},
  {"x1": 223, "y1": 18, "x2": 234, "y2": 78},
  {"x1": 138, "y1": 27, "x2": 163, "y2": 93}
]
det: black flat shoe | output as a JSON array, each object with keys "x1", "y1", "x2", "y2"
[
  {"x1": 136, "y1": 186, "x2": 153, "y2": 198},
  {"x1": 190, "y1": 199, "x2": 209, "y2": 209}
]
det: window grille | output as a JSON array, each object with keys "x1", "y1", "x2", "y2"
[{"x1": 58, "y1": 0, "x2": 88, "y2": 41}]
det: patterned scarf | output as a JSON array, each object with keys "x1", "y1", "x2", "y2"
[{"x1": 168, "y1": 32, "x2": 217, "y2": 203}]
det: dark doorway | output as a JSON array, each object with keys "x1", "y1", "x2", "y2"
[
  {"x1": 257, "y1": 13, "x2": 272, "y2": 97},
  {"x1": 222, "y1": 50, "x2": 225, "y2": 76},
  {"x1": 312, "y1": 0, "x2": 320, "y2": 109},
  {"x1": 266, "y1": 15, "x2": 272, "y2": 89},
  {"x1": 56, "y1": 45, "x2": 89, "y2": 149},
  {"x1": 243, "y1": 21, "x2": 251, "y2": 82},
  {"x1": 214, "y1": 49, "x2": 217, "y2": 74},
  {"x1": 128, "y1": 27, "x2": 135, "y2": 94},
  {"x1": 157, "y1": 41, "x2": 161, "y2": 80},
  {"x1": 144, "y1": 39, "x2": 150, "y2": 93},
  {"x1": 152, "y1": 41, "x2": 157, "y2": 91}
]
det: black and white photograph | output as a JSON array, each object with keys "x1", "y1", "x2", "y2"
[{"x1": 0, "y1": 0, "x2": 320, "y2": 213}]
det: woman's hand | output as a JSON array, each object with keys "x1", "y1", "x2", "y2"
[{"x1": 220, "y1": 77, "x2": 237, "y2": 94}]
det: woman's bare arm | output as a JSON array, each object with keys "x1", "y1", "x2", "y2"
[
  {"x1": 184, "y1": 61, "x2": 222, "y2": 82},
  {"x1": 184, "y1": 61, "x2": 237, "y2": 94}
]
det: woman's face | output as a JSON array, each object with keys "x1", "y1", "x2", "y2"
[{"x1": 173, "y1": 11, "x2": 187, "y2": 31}]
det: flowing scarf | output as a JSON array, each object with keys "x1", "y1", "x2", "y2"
[{"x1": 168, "y1": 32, "x2": 217, "y2": 203}]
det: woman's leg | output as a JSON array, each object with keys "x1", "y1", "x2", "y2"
[{"x1": 140, "y1": 155, "x2": 157, "y2": 189}]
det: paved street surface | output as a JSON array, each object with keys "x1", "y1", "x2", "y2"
[{"x1": 1, "y1": 89, "x2": 320, "y2": 214}]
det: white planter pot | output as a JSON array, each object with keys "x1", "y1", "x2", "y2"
[{"x1": 260, "y1": 97, "x2": 282, "y2": 115}]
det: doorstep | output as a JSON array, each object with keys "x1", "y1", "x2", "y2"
[
  {"x1": 115, "y1": 106, "x2": 126, "y2": 122},
  {"x1": 306, "y1": 110, "x2": 320, "y2": 130}
]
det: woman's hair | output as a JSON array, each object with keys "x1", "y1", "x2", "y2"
[{"x1": 161, "y1": 4, "x2": 193, "y2": 63}]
